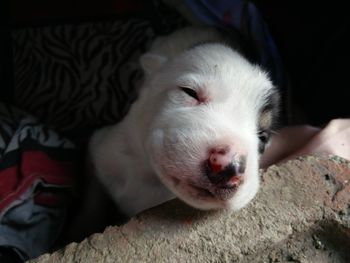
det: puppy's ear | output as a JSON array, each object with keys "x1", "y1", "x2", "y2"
[{"x1": 140, "y1": 53, "x2": 167, "y2": 75}]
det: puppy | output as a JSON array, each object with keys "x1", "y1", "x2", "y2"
[{"x1": 89, "y1": 27, "x2": 279, "y2": 217}]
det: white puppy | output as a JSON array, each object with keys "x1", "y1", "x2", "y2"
[{"x1": 89, "y1": 27, "x2": 279, "y2": 216}]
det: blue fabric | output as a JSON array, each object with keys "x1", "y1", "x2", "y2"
[
  {"x1": 185, "y1": 0, "x2": 286, "y2": 89},
  {"x1": 0, "y1": 182, "x2": 67, "y2": 261}
]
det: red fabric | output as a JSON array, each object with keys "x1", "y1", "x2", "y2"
[{"x1": 0, "y1": 151, "x2": 74, "y2": 212}]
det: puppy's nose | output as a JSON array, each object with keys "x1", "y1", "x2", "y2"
[
  {"x1": 208, "y1": 147, "x2": 232, "y2": 173},
  {"x1": 206, "y1": 148, "x2": 246, "y2": 188},
  {"x1": 208, "y1": 148, "x2": 247, "y2": 174}
]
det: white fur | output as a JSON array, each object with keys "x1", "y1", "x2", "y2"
[{"x1": 89, "y1": 27, "x2": 275, "y2": 216}]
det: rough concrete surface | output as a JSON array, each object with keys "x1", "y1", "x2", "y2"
[{"x1": 30, "y1": 155, "x2": 350, "y2": 263}]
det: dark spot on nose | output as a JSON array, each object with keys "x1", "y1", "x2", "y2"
[
  {"x1": 238, "y1": 156, "x2": 246, "y2": 174},
  {"x1": 205, "y1": 163, "x2": 241, "y2": 188}
]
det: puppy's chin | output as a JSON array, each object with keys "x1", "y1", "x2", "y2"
[{"x1": 153, "y1": 168, "x2": 260, "y2": 212}]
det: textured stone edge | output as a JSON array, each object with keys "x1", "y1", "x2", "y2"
[{"x1": 29, "y1": 154, "x2": 350, "y2": 263}]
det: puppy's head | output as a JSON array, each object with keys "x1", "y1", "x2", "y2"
[{"x1": 141, "y1": 43, "x2": 279, "y2": 211}]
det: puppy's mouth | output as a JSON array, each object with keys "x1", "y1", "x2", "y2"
[
  {"x1": 169, "y1": 173, "x2": 243, "y2": 202},
  {"x1": 188, "y1": 184, "x2": 216, "y2": 198},
  {"x1": 187, "y1": 180, "x2": 241, "y2": 201}
]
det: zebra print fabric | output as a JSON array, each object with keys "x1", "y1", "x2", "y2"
[{"x1": 12, "y1": 19, "x2": 157, "y2": 142}]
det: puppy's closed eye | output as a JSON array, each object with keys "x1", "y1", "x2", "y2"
[
  {"x1": 258, "y1": 130, "x2": 270, "y2": 144},
  {"x1": 257, "y1": 130, "x2": 271, "y2": 154},
  {"x1": 258, "y1": 105, "x2": 277, "y2": 154},
  {"x1": 180, "y1": 87, "x2": 199, "y2": 101}
]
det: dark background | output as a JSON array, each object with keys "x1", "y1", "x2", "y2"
[
  {"x1": 1, "y1": 0, "x2": 349, "y2": 126},
  {"x1": 255, "y1": 1, "x2": 350, "y2": 125}
]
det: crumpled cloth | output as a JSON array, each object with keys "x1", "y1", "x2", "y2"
[
  {"x1": 0, "y1": 103, "x2": 77, "y2": 261},
  {"x1": 261, "y1": 119, "x2": 350, "y2": 168}
]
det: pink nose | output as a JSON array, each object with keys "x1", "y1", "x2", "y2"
[
  {"x1": 206, "y1": 147, "x2": 247, "y2": 188},
  {"x1": 208, "y1": 148, "x2": 233, "y2": 173}
]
